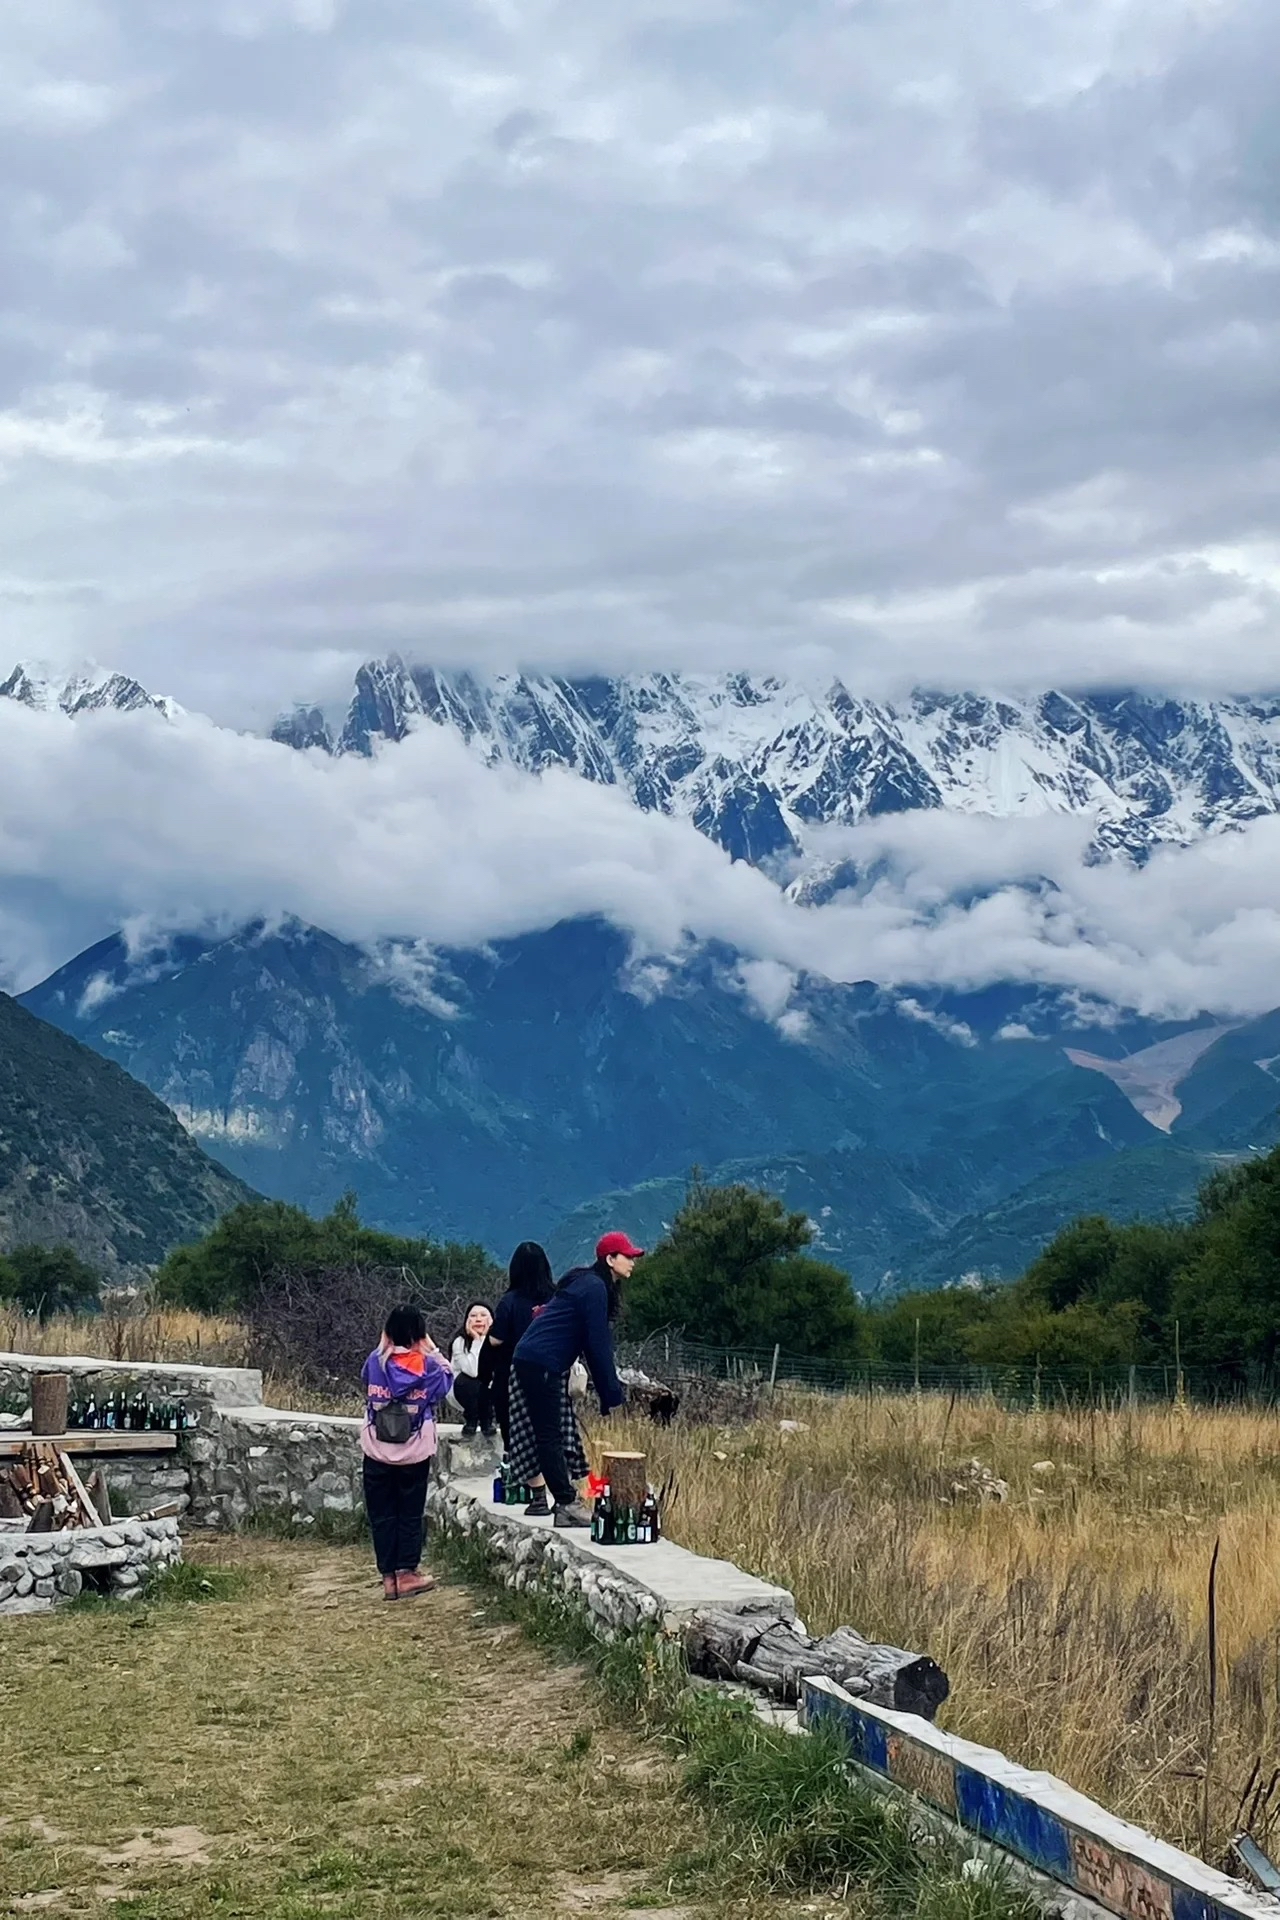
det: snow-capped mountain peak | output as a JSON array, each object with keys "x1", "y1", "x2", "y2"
[
  {"x1": 0, "y1": 662, "x2": 181, "y2": 722},
  {"x1": 10, "y1": 654, "x2": 1280, "y2": 870},
  {"x1": 302, "y1": 657, "x2": 1280, "y2": 866}
]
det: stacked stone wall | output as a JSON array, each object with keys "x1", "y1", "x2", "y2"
[{"x1": 0, "y1": 1516, "x2": 181, "y2": 1614}]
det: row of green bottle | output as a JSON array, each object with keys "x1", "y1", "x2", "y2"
[
  {"x1": 492, "y1": 1458, "x2": 531, "y2": 1505},
  {"x1": 69, "y1": 1391, "x2": 191, "y2": 1432},
  {"x1": 591, "y1": 1481, "x2": 660, "y2": 1545}
]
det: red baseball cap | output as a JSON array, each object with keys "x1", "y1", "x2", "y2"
[{"x1": 597, "y1": 1231, "x2": 645, "y2": 1260}]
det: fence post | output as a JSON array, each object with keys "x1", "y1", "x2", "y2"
[{"x1": 768, "y1": 1343, "x2": 780, "y2": 1393}]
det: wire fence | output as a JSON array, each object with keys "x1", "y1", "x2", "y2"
[{"x1": 615, "y1": 1332, "x2": 1280, "y2": 1409}]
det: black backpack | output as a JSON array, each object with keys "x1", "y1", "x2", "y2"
[{"x1": 374, "y1": 1398, "x2": 415, "y2": 1446}]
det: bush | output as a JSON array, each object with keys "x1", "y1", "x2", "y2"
[
  {"x1": 244, "y1": 1259, "x2": 493, "y2": 1392},
  {"x1": 0, "y1": 1244, "x2": 102, "y2": 1321}
]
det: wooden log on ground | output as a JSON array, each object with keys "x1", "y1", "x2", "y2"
[
  {"x1": 801, "y1": 1626, "x2": 949, "y2": 1720},
  {"x1": 686, "y1": 1608, "x2": 950, "y2": 1720},
  {"x1": 31, "y1": 1372, "x2": 69, "y2": 1438},
  {"x1": 602, "y1": 1451, "x2": 647, "y2": 1511}
]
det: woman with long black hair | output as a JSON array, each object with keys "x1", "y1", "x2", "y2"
[
  {"x1": 511, "y1": 1232, "x2": 639, "y2": 1527},
  {"x1": 485, "y1": 1242, "x2": 554, "y2": 1450}
]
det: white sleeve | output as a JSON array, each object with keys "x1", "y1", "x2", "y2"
[{"x1": 451, "y1": 1337, "x2": 480, "y2": 1378}]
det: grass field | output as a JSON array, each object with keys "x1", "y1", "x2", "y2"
[
  {"x1": 601, "y1": 1388, "x2": 1280, "y2": 1865},
  {"x1": 0, "y1": 1535, "x2": 783, "y2": 1920},
  {"x1": 8, "y1": 1306, "x2": 1280, "y2": 1865}
]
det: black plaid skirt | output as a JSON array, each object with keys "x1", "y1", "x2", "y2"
[{"x1": 507, "y1": 1367, "x2": 589, "y2": 1486}]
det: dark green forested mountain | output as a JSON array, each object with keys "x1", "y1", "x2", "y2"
[{"x1": 0, "y1": 993, "x2": 252, "y2": 1277}]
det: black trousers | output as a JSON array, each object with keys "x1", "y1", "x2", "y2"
[
  {"x1": 491, "y1": 1361, "x2": 513, "y2": 1449},
  {"x1": 513, "y1": 1360, "x2": 577, "y2": 1506},
  {"x1": 362, "y1": 1455, "x2": 431, "y2": 1576},
  {"x1": 453, "y1": 1372, "x2": 494, "y2": 1433}
]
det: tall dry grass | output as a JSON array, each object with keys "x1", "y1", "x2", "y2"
[
  {"x1": 0, "y1": 1303, "x2": 249, "y2": 1366},
  {"x1": 601, "y1": 1388, "x2": 1280, "y2": 1862}
]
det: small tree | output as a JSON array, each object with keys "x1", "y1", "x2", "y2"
[
  {"x1": 626, "y1": 1178, "x2": 864, "y2": 1361},
  {"x1": 0, "y1": 1244, "x2": 102, "y2": 1322}
]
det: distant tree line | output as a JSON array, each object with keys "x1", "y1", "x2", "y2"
[
  {"x1": 625, "y1": 1145, "x2": 1280, "y2": 1381},
  {"x1": 24, "y1": 1141, "x2": 1277, "y2": 1382},
  {"x1": 866, "y1": 1145, "x2": 1280, "y2": 1381}
]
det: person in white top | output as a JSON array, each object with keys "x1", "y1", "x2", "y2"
[{"x1": 449, "y1": 1302, "x2": 496, "y2": 1437}]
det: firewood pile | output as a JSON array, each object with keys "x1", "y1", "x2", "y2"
[{"x1": 1, "y1": 1442, "x2": 105, "y2": 1532}]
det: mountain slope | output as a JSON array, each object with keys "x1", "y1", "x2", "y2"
[
  {"x1": 21, "y1": 917, "x2": 1200, "y2": 1284},
  {"x1": 0, "y1": 993, "x2": 252, "y2": 1276}
]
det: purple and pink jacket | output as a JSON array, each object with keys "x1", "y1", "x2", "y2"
[{"x1": 360, "y1": 1345, "x2": 453, "y2": 1466}]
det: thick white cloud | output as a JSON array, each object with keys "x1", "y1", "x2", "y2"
[
  {"x1": 4, "y1": 700, "x2": 1280, "y2": 1019},
  {"x1": 0, "y1": 2, "x2": 1279, "y2": 720}
]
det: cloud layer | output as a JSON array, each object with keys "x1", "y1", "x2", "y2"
[
  {"x1": 5, "y1": 700, "x2": 1280, "y2": 1020},
  {"x1": 3, "y1": 2, "x2": 1280, "y2": 720}
]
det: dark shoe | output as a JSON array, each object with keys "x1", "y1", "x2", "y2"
[
  {"x1": 553, "y1": 1499, "x2": 594, "y2": 1529},
  {"x1": 524, "y1": 1492, "x2": 551, "y2": 1517},
  {"x1": 461, "y1": 1423, "x2": 478, "y2": 1438},
  {"x1": 482, "y1": 1424, "x2": 498, "y2": 1439},
  {"x1": 395, "y1": 1571, "x2": 436, "y2": 1601}
]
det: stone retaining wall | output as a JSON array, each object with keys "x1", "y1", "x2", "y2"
[
  {"x1": 0, "y1": 1515, "x2": 181, "y2": 1614},
  {"x1": 0, "y1": 1352, "x2": 263, "y2": 1410},
  {"x1": 428, "y1": 1470, "x2": 795, "y2": 1640},
  {"x1": 187, "y1": 1407, "x2": 365, "y2": 1530}
]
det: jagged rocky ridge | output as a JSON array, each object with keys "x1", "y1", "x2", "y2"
[
  {"x1": 274, "y1": 658, "x2": 1280, "y2": 864},
  {"x1": 7, "y1": 659, "x2": 1280, "y2": 867}
]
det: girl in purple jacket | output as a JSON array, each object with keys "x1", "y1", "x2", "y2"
[{"x1": 361, "y1": 1305, "x2": 453, "y2": 1601}]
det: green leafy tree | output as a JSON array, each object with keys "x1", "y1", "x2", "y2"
[
  {"x1": 0, "y1": 1244, "x2": 102, "y2": 1321},
  {"x1": 1021, "y1": 1216, "x2": 1121, "y2": 1311},
  {"x1": 964, "y1": 1297, "x2": 1145, "y2": 1370},
  {"x1": 156, "y1": 1193, "x2": 493, "y2": 1312},
  {"x1": 865, "y1": 1286, "x2": 998, "y2": 1367},
  {"x1": 626, "y1": 1179, "x2": 865, "y2": 1361},
  {"x1": 1173, "y1": 1152, "x2": 1280, "y2": 1371}
]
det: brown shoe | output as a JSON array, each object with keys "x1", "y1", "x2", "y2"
[
  {"x1": 382, "y1": 1575, "x2": 399, "y2": 1602},
  {"x1": 395, "y1": 1571, "x2": 436, "y2": 1601}
]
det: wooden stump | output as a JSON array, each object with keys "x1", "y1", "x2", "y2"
[
  {"x1": 31, "y1": 1372, "x2": 69, "y2": 1438},
  {"x1": 602, "y1": 1451, "x2": 647, "y2": 1510}
]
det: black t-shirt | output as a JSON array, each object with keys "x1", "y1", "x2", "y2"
[{"x1": 489, "y1": 1290, "x2": 538, "y2": 1371}]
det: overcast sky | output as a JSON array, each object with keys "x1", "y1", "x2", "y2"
[
  {"x1": 5, "y1": 1, "x2": 1280, "y2": 1013},
  {"x1": 4, "y1": 0, "x2": 1280, "y2": 724}
]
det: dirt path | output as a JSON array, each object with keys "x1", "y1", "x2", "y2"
[{"x1": 0, "y1": 1536, "x2": 785, "y2": 1920}]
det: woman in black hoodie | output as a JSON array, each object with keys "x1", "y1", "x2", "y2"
[{"x1": 511, "y1": 1231, "x2": 639, "y2": 1527}]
